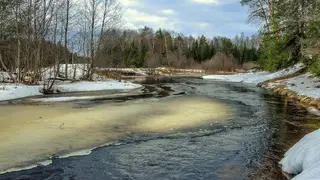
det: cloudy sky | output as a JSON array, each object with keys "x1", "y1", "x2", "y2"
[{"x1": 119, "y1": 0, "x2": 258, "y2": 38}]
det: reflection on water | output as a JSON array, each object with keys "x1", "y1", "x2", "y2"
[
  {"x1": 0, "y1": 77, "x2": 319, "y2": 180},
  {"x1": 0, "y1": 96, "x2": 230, "y2": 173}
]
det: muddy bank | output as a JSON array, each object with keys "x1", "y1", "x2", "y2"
[{"x1": 0, "y1": 96, "x2": 231, "y2": 173}]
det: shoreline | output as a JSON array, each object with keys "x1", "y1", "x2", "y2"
[{"x1": 258, "y1": 74, "x2": 320, "y2": 116}]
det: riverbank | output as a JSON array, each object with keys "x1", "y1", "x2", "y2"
[
  {"x1": 0, "y1": 80, "x2": 142, "y2": 101},
  {"x1": 258, "y1": 73, "x2": 320, "y2": 114},
  {"x1": 203, "y1": 63, "x2": 320, "y2": 114},
  {"x1": 258, "y1": 71, "x2": 320, "y2": 179},
  {"x1": 0, "y1": 66, "x2": 208, "y2": 101}
]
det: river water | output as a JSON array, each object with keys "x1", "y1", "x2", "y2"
[{"x1": 1, "y1": 77, "x2": 319, "y2": 180}]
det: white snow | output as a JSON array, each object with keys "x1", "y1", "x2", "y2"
[
  {"x1": 282, "y1": 73, "x2": 320, "y2": 99},
  {"x1": 261, "y1": 72, "x2": 320, "y2": 100},
  {"x1": 33, "y1": 96, "x2": 105, "y2": 102},
  {"x1": 280, "y1": 129, "x2": 320, "y2": 180},
  {"x1": 0, "y1": 72, "x2": 15, "y2": 82},
  {"x1": 42, "y1": 64, "x2": 88, "y2": 80},
  {"x1": 1, "y1": 160, "x2": 52, "y2": 175},
  {"x1": 202, "y1": 63, "x2": 305, "y2": 84},
  {"x1": 54, "y1": 81, "x2": 142, "y2": 93},
  {"x1": 0, "y1": 84, "x2": 41, "y2": 101},
  {"x1": 1, "y1": 64, "x2": 143, "y2": 101},
  {"x1": 0, "y1": 80, "x2": 142, "y2": 101}
]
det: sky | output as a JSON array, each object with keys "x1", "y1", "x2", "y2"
[{"x1": 118, "y1": 0, "x2": 259, "y2": 38}]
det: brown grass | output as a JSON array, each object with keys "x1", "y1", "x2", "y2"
[
  {"x1": 201, "y1": 52, "x2": 239, "y2": 73},
  {"x1": 242, "y1": 62, "x2": 260, "y2": 71}
]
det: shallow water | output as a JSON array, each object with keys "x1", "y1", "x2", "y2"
[
  {"x1": 0, "y1": 96, "x2": 230, "y2": 173},
  {"x1": 0, "y1": 77, "x2": 319, "y2": 180}
]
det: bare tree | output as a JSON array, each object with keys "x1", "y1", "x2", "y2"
[
  {"x1": 13, "y1": 0, "x2": 21, "y2": 82},
  {"x1": 64, "y1": 0, "x2": 70, "y2": 79},
  {"x1": 240, "y1": 0, "x2": 271, "y2": 32}
]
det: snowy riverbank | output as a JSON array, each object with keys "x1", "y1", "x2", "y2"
[
  {"x1": 203, "y1": 63, "x2": 320, "y2": 111},
  {"x1": 0, "y1": 64, "x2": 143, "y2": 101},
  {"x1": 280, "y1": 129, "x2": 320, "y2": 180},
  {"x1": 202, "y1": 63, "x2": 305, "y2": 84},
  {"x1": 259, "y1": 73, "x2": 320, "y2": 110},
  {"x1": 0, "y1": 80, "x2": 142, "y2": 102}
]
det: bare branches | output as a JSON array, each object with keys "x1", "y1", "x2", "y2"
[{"x1": 0, "y1": 0, "x2": 124, "y2": 86}]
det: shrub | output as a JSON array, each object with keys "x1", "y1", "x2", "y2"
[
  {"x1": 166, "y1": 52, "x2": 195, "y2": 69},
  {"x1": 309, "y1": 56, "x2": 320, "y2": 76},
  {"x1": 242, "y1": 62, "x2": 260, "y2": 71},
  {"x1": 201, "y1": 52, "x2": 238, "y2": 71}
]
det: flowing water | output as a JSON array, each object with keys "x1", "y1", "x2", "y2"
[{"x1": 0, "y1": 77, "x2": 319, "y2": 180}]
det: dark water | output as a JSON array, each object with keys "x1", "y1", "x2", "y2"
[{"x1": 1, "y1": 77, "x2": 318, "y2": 180}]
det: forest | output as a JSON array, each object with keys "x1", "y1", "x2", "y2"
[
  {"x1": 0, "y1": 0, "x2": 319, "y2": 85},
  {"x1": 241, "y1": 0, "x2": 320, "y2": 75},
  {"x1": 0, "y1": 0, "x2": 259, "y2": 84}
]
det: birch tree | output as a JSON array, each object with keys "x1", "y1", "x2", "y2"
[{"x1": 64, "y1": 0, "x2": 70, "y2": 79}]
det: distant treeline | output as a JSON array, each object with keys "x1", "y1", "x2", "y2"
[
  {"x1": 0, "y1": 0, "x2": 260, "y2": 85},
  {"x1": 96, "y1": 27, "x2": 260, "y2": 70}
]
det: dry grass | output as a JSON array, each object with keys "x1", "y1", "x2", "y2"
[
  {"x1": 242, "y1": 62, "x2": 260, "y2": 71},
  {"x1": 95, "y1": 70, "x2": 123, "y2": 80}
]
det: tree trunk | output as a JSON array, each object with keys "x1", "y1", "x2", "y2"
[
  {"x1": 0, "y1": 51, "x2": 16, "y2": 83},
  {"x1": 14, "y1": 1, "x2": 21, "y2": 83},
  {"x1": 64, "y1": 0, "x2": 70, "y2": 80}
]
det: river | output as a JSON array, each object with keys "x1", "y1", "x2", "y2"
[{"x1": 0, "y1": 77, "x2": 319, "y2": 180}]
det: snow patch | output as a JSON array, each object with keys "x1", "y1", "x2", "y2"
[
  {"x1": 202, "y1": 63, "x2": 305, "y2": 84},
  {"x1": 33, "y1": 96, "x2": 105, "y2": 102},
  {"x1": 282, "y1": 73, "x2": 320, "y2": 99},
  {"x1": 0, "y1": 72, "x2": 15, "y2": 82},
  {"x1": 280, "y1": 129, "x2": 320, "y2": 180},
  {"x1": 59, "y1": 149, "x2": 93, "y2": 159},
  {"x1": 0, "y1": 80, "x2": 142, "y2": 101},
  {"x1": 54, "y1": 81, "x2": 142, "y2": 93},
  {"x1": 0, "y1": 84, "x2": 41, "y2": 101},
  {"x1": 0, "y1": 160, "x2": 52, "y2": 175},
  {"x1": 307, "y1": 107, "x2": 320, "y2": 116},
  {"x1": 42, "y1": 64, "x2": 88, "y2": 80}
]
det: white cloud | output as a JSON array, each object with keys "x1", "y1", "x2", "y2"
[
  {"x1": 161, "y1": 9, "x2": 175, "y2": 15},
  {"x1": 190, "y1": 0, "x2": 219, "y2": 4},
  {"x1": 126, "y1": 9, "x2": 167, "y2": 23},
  {"x1": 123, "y1": 8, "x2": 178, "y2": 30},
  {"x1": 118, "y1": 0, "x2": 139, "y2": 7},
  {"x1": 198, "y1": 22, "x2": 209, "y2": 29},
  {"x1": 118, "y1": 0, "x2": 256, "y2": 37}
]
